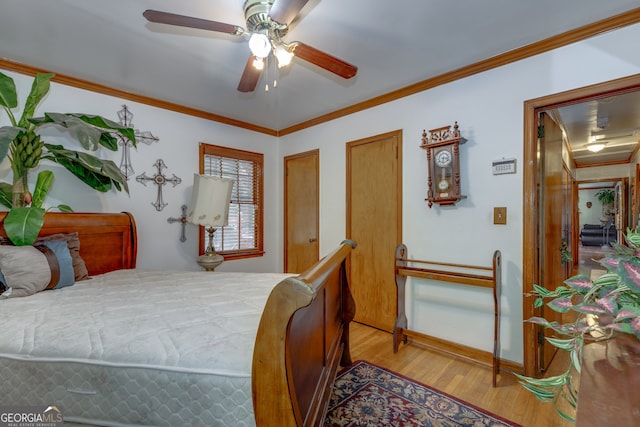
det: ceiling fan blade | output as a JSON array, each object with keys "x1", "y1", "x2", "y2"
[
  {"x1": 237, "y1": 56, "x2": 263, "y2": 92},
  {"x1": 143, "y1": 10, "x2": 244, "y2": 36},
  {"x1": 291, "y1": 43, "x2": 358, "y2": 79},
  {"x1": 268, "y1": 0, "x2": 310, "y2": 25}
]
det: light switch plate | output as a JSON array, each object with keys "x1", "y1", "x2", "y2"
[{"x1": 494, "y1": 207, "x2": 507, "y2": 224}]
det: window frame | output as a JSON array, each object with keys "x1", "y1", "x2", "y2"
[{"x1": 199, "y1": 143, "x2": 264, "y2": 260}]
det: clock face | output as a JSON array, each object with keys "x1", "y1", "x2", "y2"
[{"x1": 435, "y1": 149, "x2": 452, "y2": 167}]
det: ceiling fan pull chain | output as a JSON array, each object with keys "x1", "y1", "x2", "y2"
[
  {"x1": 273, "y1": 55, "x2": 278, "y2": 88},
  {"x1": 265, "y1": 55, "x2": 270, "y2": 92}
]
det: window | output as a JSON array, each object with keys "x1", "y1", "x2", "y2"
[{"x1": 199, "y1": 143, "x2": 264, "y2": 259}]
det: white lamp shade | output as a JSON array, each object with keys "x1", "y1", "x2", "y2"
[{"x1": 187, "y1": 174, "x2": 234, "y2": 227}]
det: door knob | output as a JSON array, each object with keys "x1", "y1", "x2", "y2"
[{"x1": 309, "y1": 238, "x2": 317, "y2": 243}]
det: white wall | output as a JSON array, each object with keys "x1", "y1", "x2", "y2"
[
  {"x1": 279, "y1": 23, "x2": 640, "y2": 364},
  {"x1": 0, "y1": 71, "x2": 281, "y2": 273}
]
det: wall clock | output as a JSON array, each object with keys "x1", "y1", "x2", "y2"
[{"x1": 420, "y1": 122, "x2": 467, "y2": 208}]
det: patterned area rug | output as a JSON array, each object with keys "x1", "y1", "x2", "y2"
[{"x1": 325, "y1": 360, "x2": 521, "y2": 427}]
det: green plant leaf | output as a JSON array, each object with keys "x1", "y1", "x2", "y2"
[
  {"x1": 615, "y1": 305, "x2": 640, "y2": 321},
  {"x1": 43, "y1": 143, "x2": 129, "y2": 194},
  {"x1": 547, "y1": 296, "x2": 574, "y2": 313},
  {"x1": 573, "y1": 303, "x2": 607, "y2": 315},
  {"x1": 31, "y1": 170, "x2": 54, "y2": 209},
  {"x1": 564, "y1": 274, "x2": 593, "y2": 292},
  {"x1": 3, "y1": 206, "x2": 46, "y2": 246},
  {"x1": 616, "y1": 258, "x2": 640, "y2": 293},
  {"x1": 0, "y1": 182, "x2": 13, "y2": 209},
  {"x1": 71, "y1": 113, "x2": 136, "y2": 147},
  {"x1": 595, "y1": 189, "x2": 615, "y2": 204},
  {"x1": 570, "y1": 347, "x2": 582, "y2": 373},
  {"x1": 514, "y1": 373, "x2": 567, "y2": 387},
  {"x1": 532, "y1": 283, "x2": 556, "y2": 298},
  {"x1": 0, "y1": 71, "x2": 18, "y2": 110},
  {"x1": 18, "y1": 73, "x2": 53, "y2": 129},
  {"x1": 56, "y1": 204, "x2": 73, "y2": 213},
  {"x1": 516, "y1": 381, "x2": 556, "y2": 401},
  {"x1": 545, "y1": 337, "x2": 576, "y2": 350},
  {"x1": 30, "y1": 112, "x2": 136, "y2": 151},
  {"x1": 0, "y1": 126, "x2": 21, "y2": 164},
  {"x1": 525, "y1": 317, "x2": 553, "y2": 327},
  {"x1": 32, "y1": 113, "x2": 104, "y2": 151},
  {"x1": 99, "y1": 132, "x2": 119, "y2": 151}
]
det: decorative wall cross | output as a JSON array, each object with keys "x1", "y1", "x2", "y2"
[
  {"x1": 167, "y1": 204, "x2": 189, "y2": 242},
  {"x1": 116, "y1": 105, "x2": 159, "y2": 180},
  {"x1": 136, "y1": 159, "x2": 181, "y2": 211}
]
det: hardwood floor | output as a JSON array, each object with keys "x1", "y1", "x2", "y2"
[
  {"x1": 349, "y1": 321, "x2": 573, "y2": 427},
  {"x1": 576, "y1": 243, "x2": 614, "y2": 276}
]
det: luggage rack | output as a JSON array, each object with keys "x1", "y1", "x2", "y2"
[{"x1": 393, "y1": 243, "x2": 502, "y2": 386}]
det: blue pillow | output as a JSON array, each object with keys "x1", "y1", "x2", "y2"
[{"x1": 40, "y1": 240, "x2": 75, "y2": 289}]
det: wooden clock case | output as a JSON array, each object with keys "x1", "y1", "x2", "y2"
[{"x1": 420, "y1": 122, "x2": 467, "y2": 208}]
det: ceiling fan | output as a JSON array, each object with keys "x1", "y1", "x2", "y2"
[{"x1": 143, "y1": 0, "x2": 358, "y2": 93}]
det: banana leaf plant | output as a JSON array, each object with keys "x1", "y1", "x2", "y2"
[
  {"x1": 0, "y1": 71, "x2": 135, "y2": 245},
  {"x1": 515, "y1": 228, "x2": 640, "y2": 422}
]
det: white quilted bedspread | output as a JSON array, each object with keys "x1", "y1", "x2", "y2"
[{"x1": 0, "y1": 269, "x2": 293, "y2": 426}]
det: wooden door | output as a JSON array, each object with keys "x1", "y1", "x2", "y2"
[
  {"x1": 284, "y1": 150, "x2": 319, "y2": 273},
  {"x1": 538, "y1": 112, "x2": 568, "y2": 371},
  {"x1": 347, "y1": 130, "x2": 402, "y2": 332}
]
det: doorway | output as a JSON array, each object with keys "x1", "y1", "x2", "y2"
[
  {"x1": 346, "y1": 130, "x2": 402, "y2": 332},
  {"x1": 523, "y1": 73, "x2": 640, "y2": 376}
]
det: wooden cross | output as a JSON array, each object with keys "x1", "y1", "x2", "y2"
[
  {"x1": 167, "y1": 204, "x2": 189, "y2": 242},
  {"x1": 136, "y1": 159, "x2": 182, "y2": 211},
  {"x1": 117, "y1": 105, "x2": 159, "y2": 180}
]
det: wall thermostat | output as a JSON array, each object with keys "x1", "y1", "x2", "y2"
[{"x1": 492, "y1": 158, "x2": 516, "y2": 175}]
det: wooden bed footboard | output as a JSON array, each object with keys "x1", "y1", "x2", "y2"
[{"x1": 252, "y1": 240, "x2": 356, "y2": 427}]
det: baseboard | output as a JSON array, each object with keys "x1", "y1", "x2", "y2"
[{"x1": 400, "y1": 329, "x2": 523, "y2": 375}]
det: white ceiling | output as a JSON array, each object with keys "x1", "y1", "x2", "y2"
[
  {"x1": 555, "y1": 91, "x2": 640, "y2": 168},
  {"x1": 1, "y1": 1, "x2": 639, "y2": 133}
]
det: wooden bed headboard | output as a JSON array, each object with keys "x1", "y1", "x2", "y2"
[{"x1": 0, "y1": 212, "x2": 137, "y2": 275}]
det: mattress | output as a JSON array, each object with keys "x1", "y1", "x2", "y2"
[{"x1": 0, "y1": 269, "x2": 292, "y2": 426}]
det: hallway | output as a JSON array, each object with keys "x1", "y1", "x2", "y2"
[{"x1": 576, "y1": 243, "x2": 614, "y2": 279}]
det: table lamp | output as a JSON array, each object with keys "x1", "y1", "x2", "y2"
[{"x1": 187, "y1": 174, "x2": 234, "y2": 271}]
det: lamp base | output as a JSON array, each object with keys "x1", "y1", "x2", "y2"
[{"x1": 196, "y1": 253, "x2": 224, "y2": 271}]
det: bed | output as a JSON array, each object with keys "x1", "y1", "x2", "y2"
[{"x1": 0, "y1": 212, "x2": 356, "y2": 427}]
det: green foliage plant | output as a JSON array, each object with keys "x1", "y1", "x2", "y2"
[
  {"x1": 0, "y1": 71, "x2": 135, "y2": 245},
  {"x1": 516, "y1": 228, "x2": 640, "y2": 422},
  {"x1": 595, "y1": 188, "x2": 615, "y2": 205}
]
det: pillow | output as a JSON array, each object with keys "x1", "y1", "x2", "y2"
[
  {"x1": 40, "y1": 240, "x2": 75, "y2": 289},
  {"x1": 35, "y1": 233, "x2": 89, "y2": 281},
  {"x1": 0, "y1": 232, "x2": 89, "y2": 281},
  {"x1": 0, "y1": 242, "x2": 75, "y2": 299}
]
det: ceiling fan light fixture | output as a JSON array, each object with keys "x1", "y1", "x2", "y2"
[
  {"x1": 275, "y1": 44, "x2": 293, "y2": 67},
  {"x1": 252, "y1": 56, "x2": 265, "y2": 70},
  {"x1": 587, "y1": 142, "x2": 607, "y2": 152},
  {"x1": 249, "y1": 32, "x2": 271, "y2": 58}
]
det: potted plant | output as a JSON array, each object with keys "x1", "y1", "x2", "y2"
[
  {"x1": 595, "y1": 188, "x2": 615, "y2": 205},
  {"x1": 516, "y1": 227, "x2": 640, "y2": 422},
  {"x1": 0, "y1": 71, "x2": 135, "y2": 245}
]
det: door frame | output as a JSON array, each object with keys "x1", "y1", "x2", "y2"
[{"x1": 523, "y1": 73, "x2": 640, "y2": 376}]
